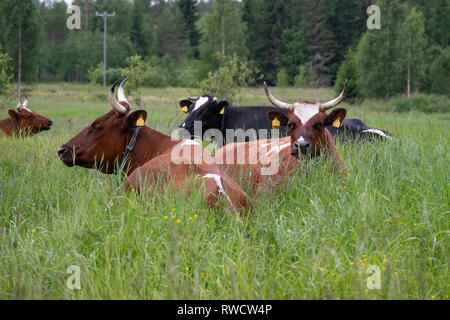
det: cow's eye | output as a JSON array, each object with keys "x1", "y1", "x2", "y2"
[
  {"x1": 314, "y1": 122, "x2": 323, "y2": 130},
  {"x1": 288, "y1": 122, "x2": 296, "y2": 130},
  {"x1": 93, "y1": 124, "x2": 103, "y2": 132},
  {"x1": 28, "y1": 114, "x2": 34, "y2": 119}
]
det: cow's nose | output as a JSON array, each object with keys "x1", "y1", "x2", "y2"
[
  {"x1": 299, "y1": 141, "x2": 311, "y2": 154},
  {"x1": 58, "y1": 147, "x2": 65, "y2": 157},
  {"x1": 48, "y1": 120, "x2": 53, "y2": 126}
]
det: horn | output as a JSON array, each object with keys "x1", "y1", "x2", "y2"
[
  {"x1": 263, "y1": 81, "x2": 294, "y2": 111},
  {"x1": 22, "y1": 96, "x2": 29, "y2": 108},
  {"x1": 118, "y1": 77, "x2": 129, "y2": 105},
  {"x1": 16, "y1": 97, "x2": 22, "y2": 109},
  {"x1": 109, "y1": 81, "x2": 127, "y2": 115},
  {"x1": 319, "y1": 79, "x2": 348, "y2": 112},
  {"x1": 188, "y1": 96, "x2": 200, "y2": 101}
]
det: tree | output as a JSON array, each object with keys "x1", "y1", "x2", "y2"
[
  {"x1": 199, "y1": 53, "x2": 257, "y2": 104},
  {"x1": 0, "y1": 45, "x2": 12, "y2": 95},
  {"x1": 334, "y1": 49, "x2": 359, "y2": 103},
  {"x1": 199, "y1": 0, "x2": 248, "y2": 72},
  {"x1": 397, "y1": 7, "x2": 426, "y2": 97},
  {"x1": 243, "y1": 0, "x2": 288, "y2": 85},
  {"x1": 430, "y1": 48, "x2": 450, "y2": 96},
  {"x1": 302, "y1": 0, "x2": 339, "y2": 86},
  {"x1": 0, "y1": 0, "x2": 43, "y2": 96},
  {"x1": 178, "y1": 0, "x2": 201, "y2": 58},
  {"x1": 156, "y1": 2, "x2": 188, "y2": 61},
  {"x1": 355, "y1": 0, "x2": 407, "y2": 98},
  {"x1": 130, "y1": 0, "x2": 155, "y2": 56},
  {"x1": 281, "y1": 0, "x2": 308, "y2": 84}
]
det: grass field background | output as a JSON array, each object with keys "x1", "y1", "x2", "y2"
[{"x1": 0, "y1": 83, "x2": 448, "y2": 299}]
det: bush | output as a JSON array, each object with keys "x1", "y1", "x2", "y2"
[
  {"x1": 293, "y1": 65, "x2": 308, "y2": 88},
  {"x1": 0, "y1": 45, "x2": 12, "y2": 95},
  {"x1": 335, "y1": 50, "x2": 359, "y2": 103},
  {"x1": 176, "y1": 58, "x2": 201, "y2": 88},
  {"x1": 387, "y1": 94, "x2": 450, "y2": 114},
  {"x1": 88, "y1": 63, "x2": 123, "y2": 86},
  {"x1": 199, "y1": 53, "x2": 260, "y2": 104},
  {"x1": 276, "y1": 68, "x2": 290, "y2": 87},
  {"x1": 430, "y1": 48, "x2": 450, "y2": 97},
  {"x1": 121, "y1": 55, "x2": 168, "y2": 91}
]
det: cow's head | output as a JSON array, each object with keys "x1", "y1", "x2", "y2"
[
  {"x1": 58, "y1": 78, "x2": 147, "y2": 174},
  {"x1": 264, "y1": 80, "x2": 348, "y2": 157},
  {"x1": 8, "y1": 98, "x2": 53, "y2": 135},
  {"x1": 178, "y1": 95, "x2": 229, "y2": 138}
]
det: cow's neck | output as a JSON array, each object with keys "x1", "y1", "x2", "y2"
[
  {"x1": 0, "y1": 118, "x2": 15, "y2": 136},
  {"x1": 125, "y1": 126, "x2": 181, "y2": 174}
]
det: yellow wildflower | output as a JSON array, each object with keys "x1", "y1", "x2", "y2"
[{"x1": 176, "y1": 219, "x2": 181, "y2": 224}]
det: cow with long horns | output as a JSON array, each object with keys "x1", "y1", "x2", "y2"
[
  {"x1": 0, "y1": 98, "x2": 53, "y2": 136},
  {"x1": 215, "y1": 81, "x2": 349, "y2": 194},
  {"x1": 58, "y1": 78, "x2": 250, "y2": 213}
]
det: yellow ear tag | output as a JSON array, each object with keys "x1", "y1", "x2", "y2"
[
  {"x1": 272, "y1": 117, "x2": 281, "y2": 129},
  {"x1": 220, "y1": 107, "x2": 226, "y2": 115},
  {"x1": 136, "y1": 115, "x2": 146, "y2": 127},
  {"x1": 332, "y1": 118, "x2": 342, "y2": 128},
  {"x1": 182, "y1": 106, "x2": 189, "y2": 114}
]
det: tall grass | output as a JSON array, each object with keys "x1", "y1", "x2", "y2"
[{"x1": 0, "y1": 84, "x2": 448, "y2": 299}]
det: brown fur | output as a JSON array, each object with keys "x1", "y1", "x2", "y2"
[
  {"x1": 0, "y1": 106, "x2": 53, "y2": 137},
  {"x1": 59, "y1": 106, "x2": 250, "y2": 214},
  {"x1": 216, "y1": 110, "x2": 347, "y2": 195}
]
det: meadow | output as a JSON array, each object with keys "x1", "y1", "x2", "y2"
[{"x1": 0, "y1": 83, "x2": 448, "y2": 299}]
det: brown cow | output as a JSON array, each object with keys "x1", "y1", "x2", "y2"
[
  {"x1": 215, "y1": 81, "x2": 348, "y2": 194},
  {"x1": 58, "y1": 78, "x2": 249, "y2": 213},
  {"x1": 0, "y1": 98, "x2": 53, "y2": 136}
]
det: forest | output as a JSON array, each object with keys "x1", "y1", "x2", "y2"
[{"x1": 0, "y1": 0, "x2": 449, "y2": 100}]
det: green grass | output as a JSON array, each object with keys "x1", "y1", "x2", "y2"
[{"x1": 0, "y1": 83, "x2": 448, "y2": 299}]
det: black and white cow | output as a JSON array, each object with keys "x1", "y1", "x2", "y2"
[
  {"x1": 178, "y1": 94, "x2": 393, "y2": 144},
  {"x1": 178, "y1": 95, "x2": 289, "y2": 143}
]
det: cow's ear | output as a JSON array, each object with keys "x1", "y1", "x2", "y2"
[
  {"x1": 127, "y1": 110, "x2": 148, "y2": 129},
  {"x1": 179, "y1": 100, "x2": 192, "y2": 114},
  {"x1": 215, "y1": 101, "x2": 229, "y2": 115},
  {"x1": 324, "y1": 108, "x2": 346, "y2": 127},
  {"x1": 267, "y1": 110, "x2": 289, "y2": 128},
  {"x1": 8, "y1": 109, "x2": 20, "y2": 120}
]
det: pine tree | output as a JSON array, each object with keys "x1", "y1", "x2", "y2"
[
  {"x1": 302, "y1": 0, "x2": 339, "y2": 86},
  {"x1": 156, "y1": 2, "x2": 188, "y2": 61},
  {"x1": 178, "y1": 0, "x2": 201, "y2": 58},
  {"x1": 281, "y1": 0, "x2": 308, "y2": 84},
  {"x1": 131, "y1": 0, "x2": 155, "y2": 56}
]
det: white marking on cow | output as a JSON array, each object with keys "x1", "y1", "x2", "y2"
[
  {"x1": 181, "y1": 122, "x2": 186, "y2": 127},
  {"x1": 362, "y1": 129, "x2": 392, "y2": 139},
  {"x1": 192, "y1": 96, "x2": 209, "y2": 112},
  {"x1": 293, "y1": 103, "x2": 320, "y2": 124},
  {"x1": 266, "y1": 142, "x2": 291, "y2": 156},
  {"x1": 202, "y1": 174, "x2": 232, "y2": 204},
  {"x1": 297, "y1": 136, "x2": 306, "y2": 143}
]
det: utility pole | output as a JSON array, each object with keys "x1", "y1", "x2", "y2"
[{"x1": 95, "y1": 11, "x2": 115, "y2": 87}]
